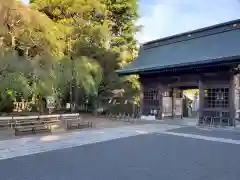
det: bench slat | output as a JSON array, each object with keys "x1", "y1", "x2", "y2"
[
  {"x1": 15, "y1": 122, "x2": 51, "y2": 136},
  {"x1": 65, "y1": 118, "x2": 92, "y2": 129}
]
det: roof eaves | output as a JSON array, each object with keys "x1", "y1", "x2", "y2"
[{"x1": 116, "y1": 56, "x2": 240, "y2": 76}]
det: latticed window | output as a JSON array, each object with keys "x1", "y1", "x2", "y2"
[
  {"x1": 143, "y1": 89, "x2": 159, "y2": 106},
  {"x1": 235, "y1": 89, "x2": 240, "y2": 108},
  {"x1": 204, "y1": 88, "x2": 229, "y2": 108},
  {"x1": 175, "y1": 90, "x2": 182, "y2": 98},
  {"x1": 235, "y1": 89, "x2": 240, "y2": 119}
]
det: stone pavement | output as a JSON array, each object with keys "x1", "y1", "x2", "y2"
[
  {"x1": 1, "y1": 127, "x2": 240, "y2": 180},
  {"x1": 0, "y1": 124, "x2": 180, "y2": 160},
  {"x1": 1, "y1": 117, "x2": 240, "y2": 161}
]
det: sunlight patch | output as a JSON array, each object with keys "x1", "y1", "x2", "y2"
[
  {"x1": 41, "y1": 135, "x2": 60, "y2": 142},
  {"x1": 92, "y1": 131, "x2": 105, "y2": 134},
  {"x1": 135, "y1": 130, "x2": 148, "y2": 134}
]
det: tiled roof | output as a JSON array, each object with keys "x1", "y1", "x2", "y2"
[{"x1": 117, "y1": 19, "x2": 240, "y2": 75}]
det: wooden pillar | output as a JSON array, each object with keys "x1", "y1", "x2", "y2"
[
  {"x1": 235, "y1": 75, "x2": 240, "y2": 120},
  {"x1": 140, "y1": 83, "x2": 144, "y2": 117},
  {"x1": 198, "y1": 77, "x2": 204, "y2": 123},
  {"x1": 229, "y1": 73, "x2": 236, "y2": 126},
  {"x1": 180, "y1": 90, "x2": 184, "y2": 119},
  {"x1": 158, "y1": 86, "x2": 163, "y2": 120},
  {"x1": 172, "y1": 88, "x2": 176, "y2": 119}
]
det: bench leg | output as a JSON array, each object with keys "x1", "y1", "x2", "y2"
[
  {"x1": 15, "y1": 129, "x2": 18, "y2": 136},
  {"x1": 48, "y1": 125, "x2": 52, "y2": 132},
  {"x1": 48, "y1": 126, "x2": 52, "y2": 133},
  {"x1": 32, "y1": 127, "x2": 37, "y2": 134}
]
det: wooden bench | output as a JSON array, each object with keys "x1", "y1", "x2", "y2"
[
  {"x1": 0, "y1": 113, "x2": 82, "y2": 135},
  {"x1": 15, "y1": 123, "x2": 51, "y2": 136},
  {"x1": 40, "y1": 116, "x2": 61, "y2": 128},
  {"x1": 65, "y1": 117, "x2": 92, "y2": 130},
  {"x1": 14, "y1": 119, "x2": 51, "y2": 136},
  {"x1": 0, "y1": 120, "x2": 11, "y2": 129},
  {"x1": 0, "y1": 117, "x2": 14, "y2": 128},
  {"x1": 44, "y1": 119, "x2": 60, "y2": 126}
]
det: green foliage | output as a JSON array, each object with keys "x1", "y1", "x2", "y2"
[
  {"x1": 55, "y1": 56, "x2": 102, "y2": 97},
  {"x1": 103, "y1": 0, "x2": 140, "y2": 102},
  {"x1": 0, "y1": 0, "x2": 140, "y2": 112},
  {"x1": 0, "y1": 49, "x2": 31, "y2": 97}
]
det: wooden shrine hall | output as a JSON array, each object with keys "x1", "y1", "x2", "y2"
[{"x1": 117, "y1": 19, "x2": 240, "y2": 127}]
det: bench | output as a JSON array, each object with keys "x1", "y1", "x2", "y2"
[
  {"x1": 65, "y1": 117, "x2": 92, "y2": 130},
  {"x1": 40, "y1": 115, "x2": 61, "y2": 129},
  {"x1": 44, "y1": 119, "x2": 60, "y2": 126},
  {"x1": 0, "y1": 117, "x2": 14, "y2": 128},
  {"x1": 0, "y1": 113, "x2": 82, "y2": 135},
  {"x1": 40, "y1": 115, "x2": 60, "y2": 122},
  {"x1": 0, "y1": 120, "x2": 11, "y2": 129},
  {"x1": 15, "y1": 123, "x2": 51, "y2": 136},
  {"x1": 14, "y1": 119, "x2": 51, "y2": 136}
]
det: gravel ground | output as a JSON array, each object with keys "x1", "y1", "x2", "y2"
[
  {"x1": 0, "y1": 116, "x2": 132, "y2": 141},
  {"x1": 0, "y1": 133, "x2": 239, "y2": 180}
]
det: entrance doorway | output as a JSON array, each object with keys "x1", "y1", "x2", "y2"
[
  {"x1": 161, "y1": 88, "x2": 199, "y2": 119},
  {"x1": 162, "y1": 89, "x2": 183, "y2": 119},
  {"x1": 183, "y1": 89, "x2": 199, "y2": 118}
]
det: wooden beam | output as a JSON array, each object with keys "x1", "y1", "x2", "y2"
[
  {"x1": 158, "y1": 86, "x2": 163, "y2": 120},
  {"x1": 229, "y1": 73, "x2": 236, "y2": 126},
  {"x1": 140, "y1": 83, "x2": 144, "y2": 117},
  {"x1": 172, "y1": 88, "x2": 176, "y2": 119},
  {"x1": 198, "y1": 77, "x2": 204, "y2": 123}
]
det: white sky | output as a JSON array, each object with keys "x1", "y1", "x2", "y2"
[{"x1": 137, "y1": 0, "x2": 240, "y2": 43}]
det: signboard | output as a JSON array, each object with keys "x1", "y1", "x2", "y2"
[
  {"x1": 46, "y1": 96, "x2": 55, "y2": 108},
  {"x1": 66, "y1": 103, "x2": 71, "y2": 109}
]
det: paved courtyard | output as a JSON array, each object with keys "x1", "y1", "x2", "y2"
[
  {"x1": 0, "y1": 115, "x2": 135, "y2": 141},
  {"x1": 0, "y1": 123, "x2": 240, "y2": 180}
]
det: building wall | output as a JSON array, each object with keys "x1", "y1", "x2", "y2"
[{"x1": 139, "y1": 71, "x2": 236, "y2": 126}]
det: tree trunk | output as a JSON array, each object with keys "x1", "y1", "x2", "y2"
[{"x1": 11, "y1": 33, "x2": 15, "y2": 48}]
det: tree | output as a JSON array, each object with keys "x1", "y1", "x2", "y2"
[
  {"x1": 0, "y1": 48, "x2": 31, "y2": 111},
  {"x1": 0, "y1": 0, "x2": 65, "y2": 111},
  {"x1": 0, "y1": 0, "x2": 65, "y2": 57},
  {"x1": 31, "y1": 0, "x2": 141, "y2": 105},
  {"x1": 30, "y1": 0, "x2": 107, "y2": 107},
  {"x1": 100, "y1": 0, "x2": 140, "y2": 103},
  {"x1": 0, "y1": 0, "x2": 141, "y2": 113}
]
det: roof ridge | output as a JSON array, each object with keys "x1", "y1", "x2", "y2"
[
  {"x1": 143, "y1": 28, "x2": 239, "y2": 50},
  {"x1": 143, "y1": 19, "x2": 240, "y2": 48}
]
